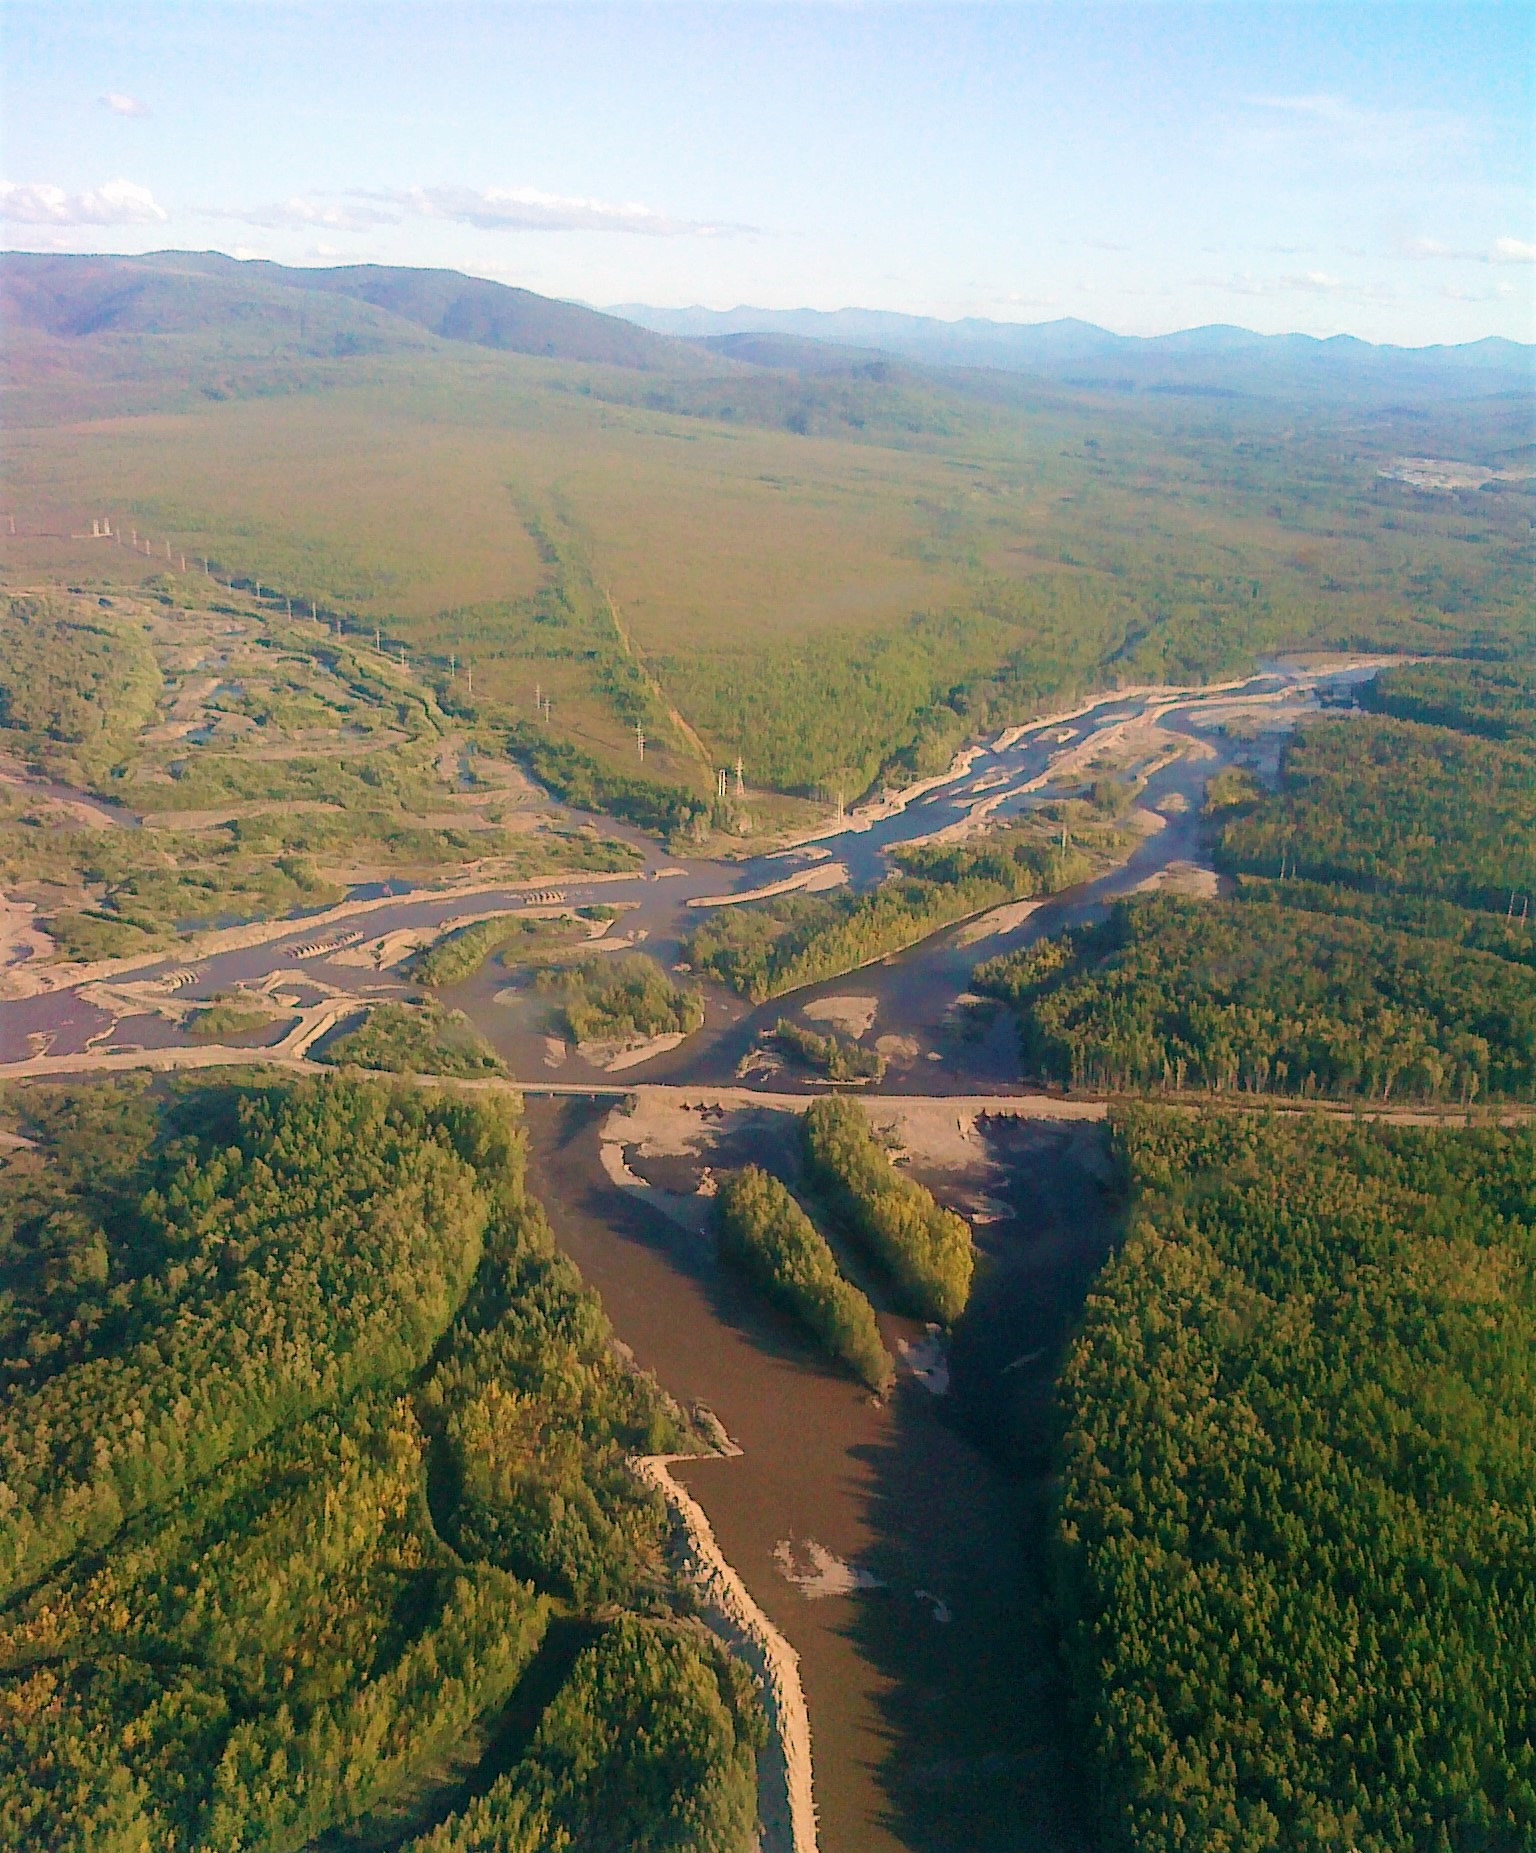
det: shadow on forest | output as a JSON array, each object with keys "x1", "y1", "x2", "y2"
[
  {"x1": 310, "y1": 1616, "x2": 602, "y2": 1853},
  {"x1": 841, "y1": 1117, "x2": 1126, "y2": 1852}
]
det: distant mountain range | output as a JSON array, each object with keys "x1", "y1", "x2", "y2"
[
  {"x1": 3, "y1": 252, "x2": 1529, "y2": 414},
  {"x1": 611, "y1": 302, "x2": 1534, "y2": 405}
]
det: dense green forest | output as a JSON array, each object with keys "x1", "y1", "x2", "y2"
[
  {"x1": 980, "y1": 666, "x2": 1536, "y2": 1102},
  {"x1": 0, "y1": 595, "x2": 159, "y2": 748},
  {"x1": 1359, "y1": 658, "x2": 1536, "y2": 743},
  {"x1": 1057, "y1": 1108, "x2": 1536, "y2": 1852},
  {"x1": 402, "y1": 1615, "x2": 763, "y2": 1853},
  {"x1": 1214, "y1": 713, "x2": 1536, "y2": 913},
  {"x1": 714, "y1": 1164, "x2": 893, "y2": 1393},
  {"x1": 802, "y1": 1097, "x2": 973, "y2": 1324},
  {"x1": 975, "y1": 891, "x2": 1536, "y2": 1101},
  {"x1": 686, "y1": 817, "x2": 1102, "y2": 1002},
  {"x1": 0, "y1": 1075, "x2": 762, "y2": 1850}
]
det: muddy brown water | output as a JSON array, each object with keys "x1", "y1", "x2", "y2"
[
  {"x1": 525, "y1": 1097, "x2": 1114, "y2": 1853},
  {"x1": 0, "y1": 664, "x2": 1381, "y2": 1844}
]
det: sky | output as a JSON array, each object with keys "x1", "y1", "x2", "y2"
[{"x1": 2, "y1": 1, "x2": 1532, "y2": 345}]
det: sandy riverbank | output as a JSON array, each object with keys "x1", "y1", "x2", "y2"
[
  {"x1": 0, "y1": 870, "x2": 647, "y2": 1002},
  {"x1": 632, "y1": 1452, "x2": 818, "y2": 1853}
]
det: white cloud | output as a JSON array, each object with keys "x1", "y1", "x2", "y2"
[
  {"x1": 1491, "y1": 237, "x2": 1536, "y2": 264},
  {"x1": 398, "y1": 184, "x2": 742, "y2": 237},
  {"x1": 0, "y1": 177, "x2": 167, "y2": 227},
  {"x1": 99, "y1": 92, "x2": 150, "y2": 118}
]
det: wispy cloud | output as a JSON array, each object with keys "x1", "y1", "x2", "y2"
[
  {"x1": 0, "y1": 177, "x2": 167, "y2": 226},
  {"x1": 994, "y1": 289, "x2": 1063, "y2": 309},
  {"x1": 1203, "y1": 267, "x2": 1393, "y2": 304},
  {"x1": 1398, "y1": 232, "x2": 1536, "y2": 264},
  {"x1": 212, "y1": 194, "x2": 399, "y2": 233},
  {"x1": 397, "y1": 184, "x2": 743, "y2": 236},
  {"x1": 205, "y1": 183, "x2": 746, "y2": 238},
  {"x1": 1240, "y1": 93, "x2": 1472, "y2": 169},
  {"x1": 99, "y1": 92, "x2": 150, "y2": 118}
]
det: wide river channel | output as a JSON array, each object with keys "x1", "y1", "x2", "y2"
[{"x1": 0, "y1": 660, "x2": 1388, "y2": 1852}]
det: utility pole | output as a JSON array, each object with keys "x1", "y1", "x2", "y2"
[
  {"x1": 717, "y1": 768, "x2": 728, "y2": 800},
  {"x1": 636, "y1": 723, "x2": 645, "y2": 763},
  {"x1": 735, "y1": 754, "x2": 744, "y2": 798}
]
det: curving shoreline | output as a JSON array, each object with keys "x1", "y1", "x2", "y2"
[{"x1": 633, "y1": 1451, "x2": 819, "y2": 1853}]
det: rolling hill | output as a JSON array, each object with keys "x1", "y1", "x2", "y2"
[{"x1": 2, "y1": 250, "x2": 696, "y2": 370}]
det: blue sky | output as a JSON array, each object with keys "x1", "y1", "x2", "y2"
[{"x1": 3, "y1": 1, "x2": 1532, "y2": 343}]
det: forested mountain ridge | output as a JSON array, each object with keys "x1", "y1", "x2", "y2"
[{"x1": 1, "y1": 250, "x2": 697, "y2": 370}]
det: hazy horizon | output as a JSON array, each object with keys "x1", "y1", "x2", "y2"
[{"x1": 3, "y1": 2, "x2": 1532, "y2": 347}]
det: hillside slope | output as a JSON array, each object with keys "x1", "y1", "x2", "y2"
[{"x1": 2, "y1": 250, "x2": 696, "y2": 370}]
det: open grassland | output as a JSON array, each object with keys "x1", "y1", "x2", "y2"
[{"x1": 6, "y1": 312, "x2": 1531, "y2": 808}]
